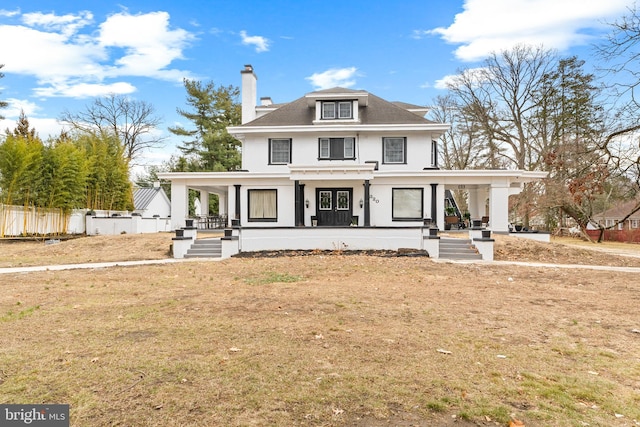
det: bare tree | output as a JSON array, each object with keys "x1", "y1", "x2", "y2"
[
  {"x1": 60, "y1": 94, "x2": 164, "y2": 162},
  {"x1": 447, "y1": 44, "x2": 557, "y2": 171},
  {"x1": 428, "y1": 94, "x2": 485, "y2": 170}
]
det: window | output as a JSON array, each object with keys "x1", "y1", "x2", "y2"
[
  {"x1": 632, "y1": 220, "x2": 639, "y2": 229},
  {"x1": 269, "y1": 139, "x2": 291, "y2": 164},
  {"x1": 321, "y1": 101, "x2": 352, "y2": 119},
  {"x1": 319, "y1": 138, "x2": 355, "y2": 160},
  {"x1": 431, "y1": 140, "x2": 438, "y2": 167},
  {"x1": 383, "y1": 137, "x2": 406, "y2": 164},
  {"x1": 248, "y1": 189, "x2": 277, "y2": 221},
  {"x1": 392, "y1": 188, "x2": 423, "y2": 220}
]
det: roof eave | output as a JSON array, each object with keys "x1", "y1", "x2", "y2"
[{"x1": 228, "y1": 123, "x2": 451, "y2": 137}]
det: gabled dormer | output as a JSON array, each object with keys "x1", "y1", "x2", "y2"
[{"x1": 305, "y1": 88, "x2": 369, "y2": 124}]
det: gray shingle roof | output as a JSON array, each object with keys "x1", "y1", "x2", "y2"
[{"x1": 240, "y1": 88, "x2": 439, "y2": 127}]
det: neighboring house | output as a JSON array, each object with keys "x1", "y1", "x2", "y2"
[
  {"x1": 589, "y1": 200, "x2": 640, "y2": 231},
  {"x1": 158, "y1": 65, "x2": 546, "y2": 252},
  {"x1": 132, "y1": 183, "x2": 171, "y2": 218}
]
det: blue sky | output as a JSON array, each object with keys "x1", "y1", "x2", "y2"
[{"x1": 0, "y1": 0, "x2": 635, "y2": 174}]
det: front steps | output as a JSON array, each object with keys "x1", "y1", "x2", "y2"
[
  {"x1": 184, "y1": 238, "x2": 222, "y2": 258},
  {"x1": 439, "y1": 237, "x2": 482, "y2": 260}
]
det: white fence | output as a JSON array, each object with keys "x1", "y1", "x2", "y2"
[
  {"x1": 85, "y1": 215, "x2": 172, "y2": 235},
  {"x1": 0, "y1": 204, "x2": 172, "y2": 236}
]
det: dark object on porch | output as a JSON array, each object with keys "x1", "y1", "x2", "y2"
[
  {"x1": 350, "y1": 216, "x2": 359, "y2": 226},
  {"x1": 311, "y1": 216, "x2": 318, "y2": 227},
  {"x1": 444, "y1": 215, "x2": 461, "y2": 230},
  {"x1": 482, "y1": 216, "x2": 489, "y2": 227}
]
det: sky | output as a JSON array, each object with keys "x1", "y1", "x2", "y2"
[{"x1": 0, "y1": 0, "x2": 635, "y2": 176}]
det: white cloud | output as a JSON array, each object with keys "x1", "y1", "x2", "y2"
[
  {"x1": 2, "y1": 98, "x2": 40, "y2": 117},
  {"x1": 239, "y1": 30, "x2": 270, "y2": 52},
  {"x1": 0, "y1": 8, "x2": 20, "y2": 17},
  {"x1": 22, "y1": 10, "x2": 93, "y2": 37},
  {"x1": 427, "y1": 0, "x2": 635, "y2": 61},
  {"x1": 306, "y1": 67, "x2": 358, "y2": 89},
  {"x1": 0, "y1": 10, "x2": 194, "y2": 98},
  {"x1": 33, "y1": 81, "x2": 136, "y2": 98},
  {"x1": 98, "y1": 11, "x2": 195, "y2": 79}
]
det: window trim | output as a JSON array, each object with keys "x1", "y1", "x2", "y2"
[
  {"x1": 383, "y1": 137, "x2": 407, "y2": 164},
  {"x1": 321, "y1": 101, "x2": 353, "y2": 120},
  {"x1": 318, "y1": 137, "x2": 356, "y2": 160},
  {"x1": 247, "y1": 189, "x2": 278, "y2": 222},
  {"x1": 269, "y1": 138, "x2": 292, "y2": 165},
  {"x1": 392, "y1": 188, "x2": 424, "y2": 221}
]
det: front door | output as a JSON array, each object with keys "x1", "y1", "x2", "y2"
[{"x1": 316, "y1": 188, "x2": 353, "y2": 226}]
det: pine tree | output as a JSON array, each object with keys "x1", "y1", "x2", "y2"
[{"x1": 169, "y1": 79, "x2": 241, "y2": 171}]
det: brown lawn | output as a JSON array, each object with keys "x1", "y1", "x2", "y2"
[{"x1": 1, "y1": 233, "x2": 639, "y2": 426}]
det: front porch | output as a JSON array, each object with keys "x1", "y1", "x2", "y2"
[{"x1": 171, "y1": 223, "x2": 499, "y2": 261}]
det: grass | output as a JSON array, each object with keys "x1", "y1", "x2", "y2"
[{"x1": 1, "y1": 237, "x2": 640, "y2": 425}]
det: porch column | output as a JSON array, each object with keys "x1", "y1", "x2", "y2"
[
  {"x1": 219, "y1": 193, "x2": 228, "y2": 217},
  {"x1": 218, "y1": 193, "x2": 231, "y2": 227},
  {"x1": 170, "y1": 180, "x2": 188, "y2": 230},
  {"x1": 364, "y1": 180, "x2": 371, "y2": 227},
  {"x1": 489, "y1": 183, "x2": 510, "y2": 232},
  {"x1": 234, "y1": 184, "x2": 241, "y2": 225},
  {"x1": 467, "y1": 188, "x2": 481, "y2": 219},
  {"x1": 200, "y1": 191, "x2": 209, "y2": 216},
  {"x1": 435, "y1": 184, "x2": 445, "y2": 230},
  {"x1": 294, "y1": 180, "x2": 304, "y2": 226},
  {"x1": 430, "y1": 184, "x2": 438, "y2": 227}
]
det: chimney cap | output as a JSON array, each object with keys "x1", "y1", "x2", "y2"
[{"x1": 242, "y1": 64, "x2": 254, "y2": 73}]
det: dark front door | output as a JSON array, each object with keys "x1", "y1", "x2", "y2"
[{"x1": 316, "y1": 188, "x2": 353, "y2": 226}]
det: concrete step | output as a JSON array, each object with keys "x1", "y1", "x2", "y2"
[
  {"x1": 184, "y1": 238, "x2": 222, "y2": 258},
  {"x1": 439, "y1": 238, "x2": 482, "y2": 260}
]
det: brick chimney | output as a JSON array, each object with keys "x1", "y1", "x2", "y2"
[{"x1": 241, "y1": 64, "x2": 257, "y2": 124}]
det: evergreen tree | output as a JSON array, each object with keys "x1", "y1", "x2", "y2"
[{"x1": 169, "y1": 79, "x2": 241, "y2": 171}]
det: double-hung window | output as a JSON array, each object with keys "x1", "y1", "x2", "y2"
[
  {"x1": 269, "y1": 138, "x2": 291, "y2": 164},
  {"x1": 383, "y1": 137, "x2": 406, "y2": 164},
  {"x1": 319, "y1": 138, "x2": 355, "y2": 160},
  {"x1": 321, "y1": 101, "x2": 352, "y2": 119}
]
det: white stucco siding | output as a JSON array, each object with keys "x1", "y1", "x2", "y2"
[
  {"x1": 240, "y1": 182, "x2": 295, "y2": 227},
  {"x1": 143, "y1": 193, "x2": 171, "y2": 218},
  {"x1": 241, "y1": 131, "x2": 438, "y2": 174},
  {"x1": 366, "y1": 180, "x2": 434, "y2": 227}
]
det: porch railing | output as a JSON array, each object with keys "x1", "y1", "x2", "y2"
[{"x1": 195, "y1": 215, "x2": 228, "y2": 229}]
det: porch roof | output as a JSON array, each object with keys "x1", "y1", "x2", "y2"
[{"x1": 288, "y1": 164, "x2": 376, "y2": 181}]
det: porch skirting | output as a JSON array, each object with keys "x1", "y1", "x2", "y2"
[{"x1": 226, "y1": 226, "x2": 433, "y2": 255}]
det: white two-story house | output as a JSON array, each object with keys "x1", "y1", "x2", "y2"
[{"x1": 159, "y1": 65, "x2": 546, "y2": 254}]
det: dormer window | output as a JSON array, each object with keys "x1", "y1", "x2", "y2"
[{"x1": 321, "y1": 101, "x2": 353, "y2": 119}]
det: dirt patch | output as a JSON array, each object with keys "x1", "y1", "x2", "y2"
[{"x1": 0, "y1": 233, "x2": 174, "y2": 268}]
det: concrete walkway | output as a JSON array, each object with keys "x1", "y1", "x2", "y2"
[
  {"x1": 0, "y1": 257, "x2": 221, "y2": 275},
  {"x1": 434, "y1": 258, "x2": 640, "y2": 273}
]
